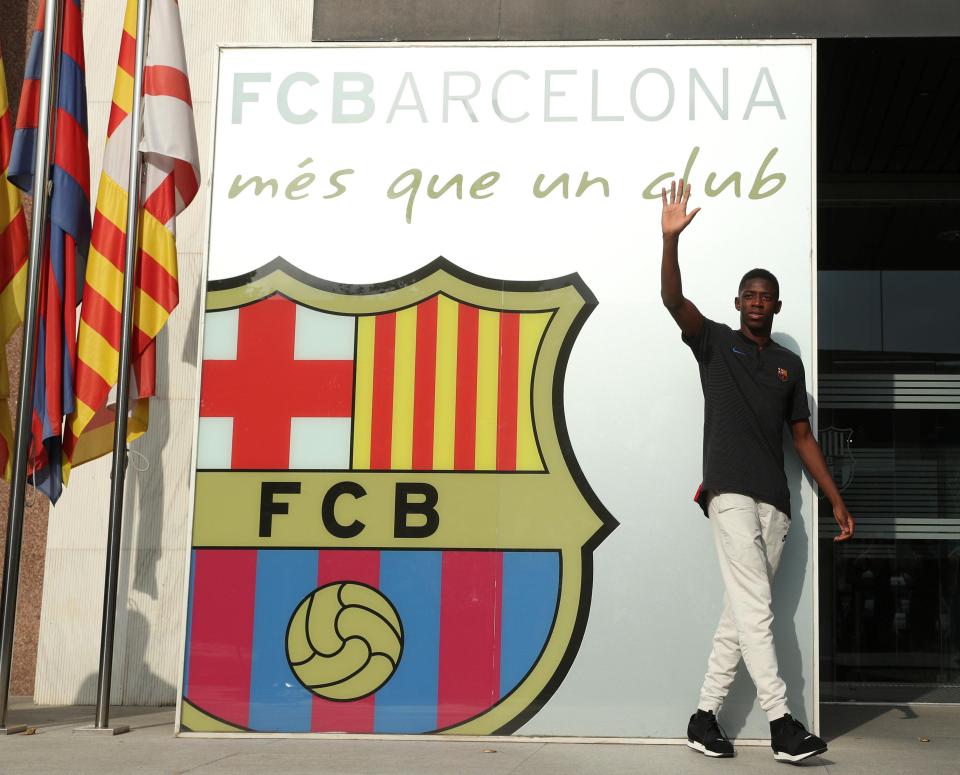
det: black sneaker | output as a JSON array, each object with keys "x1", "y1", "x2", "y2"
[
  {"x1": 770, "y1": 714, "x2": 828, "y2": 763},
  {"x1": 687, "y1": 709, "x2": 735, "y2": 758}
]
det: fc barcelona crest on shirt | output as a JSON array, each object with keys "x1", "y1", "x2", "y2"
[{"x1": 179, "y1": 257, "x2": 617, "y2": 735}]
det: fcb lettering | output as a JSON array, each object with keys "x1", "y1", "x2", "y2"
[{"x1": 257, "y1": 479, "x2": 440, "y2": 539}]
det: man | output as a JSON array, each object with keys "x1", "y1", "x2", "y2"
[{"x1": 659, "y1": 179, "x2": 855, "y2": 763}]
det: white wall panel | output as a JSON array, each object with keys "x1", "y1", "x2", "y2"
[{"x1": 35, "y1": 0, "x2": 314, "y2": 705}]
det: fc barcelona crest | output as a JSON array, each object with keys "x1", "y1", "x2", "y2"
[{"x1": 179, "y1": 258, "x2": 617, "y2": 735}]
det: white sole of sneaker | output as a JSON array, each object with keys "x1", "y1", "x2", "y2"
[
  {"x1": 687, "y1": 739, "x2": 733, "y2": 758},
  {"x1": 773, "y1": 747, "x2": 828, "y2": 763}
]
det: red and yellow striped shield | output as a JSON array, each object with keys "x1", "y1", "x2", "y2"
[{"x1": 181, "y1": 258, "x2": 617, "y2": 735}]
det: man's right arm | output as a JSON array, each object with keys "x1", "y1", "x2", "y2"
[{"x1": 660, "y1": 178, "x2": 704, "y2": 339}]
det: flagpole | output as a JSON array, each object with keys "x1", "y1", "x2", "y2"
[
  {"x1": 78, "y1": 0, "x2": 150, "y2": 736},
  {"x1": 0, "y1": 0, "x2": 65, "y2": 735}
]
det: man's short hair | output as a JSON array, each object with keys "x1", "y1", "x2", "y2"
[{"x1": 739, "y1": 268, "x2": 780, "y2": 299}]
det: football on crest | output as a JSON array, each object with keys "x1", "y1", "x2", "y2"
[{"x1": 285, "y1": 582, "x2": 404, "y2": 701}]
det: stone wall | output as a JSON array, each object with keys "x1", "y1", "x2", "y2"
[{"x1": 0, "y1": 0, "x2": 45, "y2": 700}]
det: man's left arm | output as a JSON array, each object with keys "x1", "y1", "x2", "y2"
[{"x1": 790, "y1": 419, "x2": 855, "y2": 542}]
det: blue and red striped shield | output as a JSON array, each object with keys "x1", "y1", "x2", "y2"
[{"x1": 180, "y1": 258, "x2": 617, "y2": 735}]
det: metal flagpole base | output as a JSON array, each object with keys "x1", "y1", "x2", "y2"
[
  {"x1": 0, "y1": 724, "x2": 27, "y2": 735},
  {"x1": 73, "y1": 724, "x2": 130, "y2": 736}
]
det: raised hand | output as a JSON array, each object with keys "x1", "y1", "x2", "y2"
[{"x1": 661, "y1": 178, "x2": 701, "y2": 239}]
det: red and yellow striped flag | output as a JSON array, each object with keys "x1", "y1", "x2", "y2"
[
  {"x1": 63, "y1": 0, "x2": 199, "y2": 478},
  {"x1": 0, "y1": 43, "x2": 29, "y2": 481}
]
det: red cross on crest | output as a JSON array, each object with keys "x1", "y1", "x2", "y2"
[{"x1": 199, "y1": 295, "x2": 354, "y2": 468}]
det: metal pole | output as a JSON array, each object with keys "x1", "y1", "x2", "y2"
[
  {"x1": 82, "y1": 0, "x2": 151, "y2": 736},
  {"x1": 0, "y1": 0, "x2": 64, "y2": 736}
]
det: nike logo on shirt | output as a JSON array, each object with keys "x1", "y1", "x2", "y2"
[{"x1": 732, "y1": 347, "x2": 748, "y2": 355}]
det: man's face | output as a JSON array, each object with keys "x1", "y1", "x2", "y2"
[{"x1": 735, "y1": 278, "x2": 782, "y2": 334}]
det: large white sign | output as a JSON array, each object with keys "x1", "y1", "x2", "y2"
[{"x1": 182, "y1": 42, "x2": 816, "y2": 740}]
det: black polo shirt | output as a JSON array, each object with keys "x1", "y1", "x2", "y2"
[{"x1": 682, "y1": 318, "x2": 810, "y2": 517}]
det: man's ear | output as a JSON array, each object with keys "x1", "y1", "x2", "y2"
[
  {"x1": 774, "y1": 300, "x2": 783, "y2": 314},
  {"x1": 734, "y1": 296, "x2": 741, "y2": 310}
]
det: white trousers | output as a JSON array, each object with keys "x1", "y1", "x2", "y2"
[{"x1": 698, "y1": 492, "x2": 791, "y2": 721}]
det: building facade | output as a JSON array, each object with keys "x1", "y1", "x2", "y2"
[{"x1": 1, "y1": 0, "x2": 958, "y2": 715}]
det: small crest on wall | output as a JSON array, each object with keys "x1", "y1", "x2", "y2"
[{"x1": 819, "y1": 426, "x2": 855, "y2": 494}]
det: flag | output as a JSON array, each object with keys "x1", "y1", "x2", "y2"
[
  {"x1": 0, "y1": 43, "x2": 29, "y2": 481},
  {"x1": 63, "y1": 0, "x2": 200, "y2": 478},
  {"x1": 8, "y1": 0, "x2": 90, "y2": 502}
]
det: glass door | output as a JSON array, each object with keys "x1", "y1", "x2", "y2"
[{"x1": 817, "y1": 38, "x2": 960, "y2": 703}]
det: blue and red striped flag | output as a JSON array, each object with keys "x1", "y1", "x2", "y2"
[{"x1": 8, "y1": 0, "x2": 90, "y2": 502}]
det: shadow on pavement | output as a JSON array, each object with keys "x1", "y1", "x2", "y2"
[
  {"x1": 822, "y1": 703, "x2": 918, "y2": 740},
  {"x1": 7, "y1": 697, "x2": 167, "y2": 730}
]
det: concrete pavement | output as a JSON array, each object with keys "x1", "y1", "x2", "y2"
[{"x1": 1, "y1": 700, "x2": 956, "y2": 774}]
